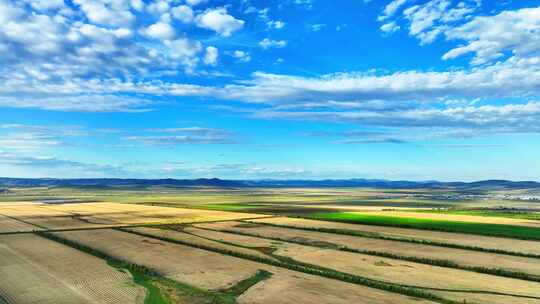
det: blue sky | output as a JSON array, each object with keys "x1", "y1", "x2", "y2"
[{"x1": 0, "y1": 0, "x2": 539, "y2": 181}]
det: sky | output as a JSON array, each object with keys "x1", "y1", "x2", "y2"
[{"x1": 0, "y1": 0, "x2": 539, "y2": 181}]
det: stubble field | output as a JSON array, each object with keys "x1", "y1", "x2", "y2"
[{"x1": 0, "y1": 186, "x2": 539, "y2": 304}]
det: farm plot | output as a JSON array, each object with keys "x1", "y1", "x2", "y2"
[
  {"x1": 0, "y1": 202, "x2": 269, "y2": 230},
  {"x1": 249, "y1": 217, "x2": 540, "y2": 256},
  {"x1": 273, "y1": 244, "x2": 540, "y2": 304},
  {"x1": 354, "y1": 210, "x2": 540, "y2": 227},
  {"x1": 196, "y1": 221, "x2": 540, "y2": 278},
  {"x1": 178, "y1": 225, "x2": 540, "y2": 304},
  {"x1": 0, "y1": 234, "x2": 144, "y2": 304},
  {"x1": 0, "y1": 214, "x2": 41, "y2": 233},
  {"x1": 309, "y1": 212, "x2": 540, "y2": 240},
  {"x1": 125, "y1": 226, "x2": 277, "y2": 261},
  {"x1": 236, "y1": 270, "x2": 436, "y2": 304},
  {"x1": 46, "y1": 202, "x2": 270, "y2": 226},
  {"x1": 52, "y1": 228, "x2": 436, "y2": 304},
  {"x1": 0, "y1": 205, "x2": 107, "y2": 229},
  {"x1": 53, "y1": 228, "x2": 260, "y2": 290}
]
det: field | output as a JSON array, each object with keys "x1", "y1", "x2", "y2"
[
  {"x1": 308, "y1": 211, "x2": 540, "y2": 240},
  {"x1": 0, "y1": 234, "x2": 144, "y2": 304},
  {"x1": 0, "y1": 186, "x2": 539, "y2": 303}
]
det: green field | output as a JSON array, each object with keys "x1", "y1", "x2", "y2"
[
  {"x1": 412, "y1": 209, "x2": 540, "y2": 220},
  {"x1": 308, "y1": 212, "x2": 540, "y2": 240}
]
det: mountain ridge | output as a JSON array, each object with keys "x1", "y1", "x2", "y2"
[{"x1": 0, "y1": 177, "x2": 538, "y2": 190}]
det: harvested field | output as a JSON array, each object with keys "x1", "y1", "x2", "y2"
[
  {"x1": 53, "y1": 228, "x2": 261, "y2": 290},
  {"x1": 196, "y1": 221, "x2": 540, "y2": 278},
  {"x1": 52, "y1": 228, "x2": 434, "y2": 304},
  {"x1": 236, "y1": 271, "x2": 436, "y2": 304},
  {"x1": 0, "y1": 214, "x2": 41, "y2": 233},
  {"x1": 250, "y1": 217, "x2": 540, "y2": 255},
  {"x1": 130, "y1": 224, "x2": 540, "y2": 304},
  {"x1": 125, "y1": 226, "x2": 277, "y2": 261},
  {"x1": 0, "y1": 202, "x2": 269, "y2": 230},
  {"x1": 272, "y1": 244, "x2": 540, "y2": 304},
  {"x1": 0, "y1": 234, "x2": 144, "y2": 304}
]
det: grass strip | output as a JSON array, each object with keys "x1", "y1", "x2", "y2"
[
  {"x1": 244, "y1": 220, "x2": 540, "y2": 259},
  {"x1": 198, "y1": 226, "x2": 540, "y2": 282},
  {"x1": 118, "y1": 227, "x2": 461, "y2": 304},
  {"x1": 34, "y1": 231, "x2": 258, "y2": 304},
  {"x1": 308, "y1": 212, "x2": 540, "y2": 241}
]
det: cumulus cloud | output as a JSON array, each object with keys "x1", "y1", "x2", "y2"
[
  {"x1": 231, "y1": 50, "x2": 251, "y2": 62},
  {"x1": 74, "y1": 0, "x2": 135, "y2": 27},
  {"x1": 203, "y1": 46, "x2": 218, "y2": 65},
  {"x1": 145, "y1": 21, "x2": 176, "y2": 40},
  {"x1": 195, "y1": 8, "x2": 244, "y2": 36},
  {"x1": 259, "y1": 38, "x2": 287, "y2": 49},
  {"x1": 172, "y1": 5, "x2": 194, "y2": 23}
]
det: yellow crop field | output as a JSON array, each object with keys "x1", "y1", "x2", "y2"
[
  {"x1": 0, "y1": 234, "x2": 144, "y2": 304},
  {"x1": 0, "y1": 202, "x2": 269, "y2": 230}
]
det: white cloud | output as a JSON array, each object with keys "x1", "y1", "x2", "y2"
[
  {"x1": 186, "y1": 0, "x2": 207, "y2": 6},
  {"x1": 380, "y1": 21, "x2": 400, "y2": 33},
  {"x1": 259, "y1": 38, "x2": 287, "y2": 49},
  {"x1": 443, "y1": 7, "x2": 540, "y2": 65},
  {"x1": 172, "y1": 5, "x2": 193, "y2": 23},
  {"x1": 203, "y1": 46, "x2": 218, "y2": 66},
  {"x1": 74, "y1": 0, "x2": 135, "y2": 27},
  {"x1": 145, "y1": 21, "x2": 176, "y2": 40},
  {"x1": 232, "y1": 50, "x2": 251, "y2": 62},
  {"x1": 0, "y1": 94, "x2": 154, "y2": 112},
  {"x1": 27, "y1": 0, "x2": 66, "y2": 11},
  {"x1": 195, "y1": 8, "x2": 244, "y2": 37},
  {"x1": 378, "y1": 0, "x2": 409, "y2": 21},
  {"x1": 267, "y1": 20, "x2": 285, "y2": 29},
  {"x1": 379, "y1": 0, "x2": 480, "y2": 43},
  {"x1": 311, "y1": 24, "x2": 326, "y2": 32},
  {"x1": 126, "y1": 127, "x2": 237, "y2": 145}
]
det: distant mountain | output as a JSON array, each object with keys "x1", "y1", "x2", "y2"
[{"x1": 0, "y1": 177, "x2": 539, "y2": 190}]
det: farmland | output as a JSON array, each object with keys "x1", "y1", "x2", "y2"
[{"x1": 1, "y1": 185, "x2": 540, "y2": 303}]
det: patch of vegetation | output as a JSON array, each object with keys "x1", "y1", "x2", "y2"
[
  {"x1": 413, "y1": 209, "x2": 540, "y2": 221},
  {"x1": 308, "y1": 212, "x2": 540, "y2": 240}
]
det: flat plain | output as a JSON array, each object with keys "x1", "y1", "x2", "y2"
[{"x1": 1, "y1": 186, "x2": 539, "y2": 304}]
